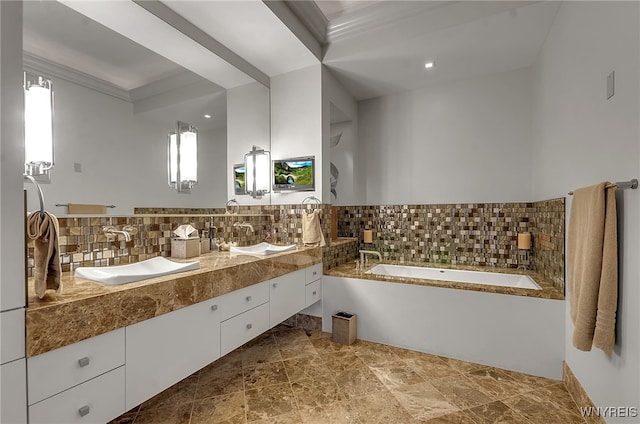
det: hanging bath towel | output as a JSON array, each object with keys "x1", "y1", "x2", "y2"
[
  {"x1": 27, "y1": 211, "x2": 62, "y2": 299},
  {"x1": 302, "y1": 209, "x2": 326, "y2": 247},
  {"x1": 567, "y1": 182, "x2": 618, "y2": 355}
]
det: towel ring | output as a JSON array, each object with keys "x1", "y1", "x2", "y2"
[
  {"x1": 226, "y1": 199, "x2": 240, "y2": 214},
  {"x1": 24, "y1": 175, "x2": 46, "y2": 218},
  {"x1": 302, "y1": 196, "x2": 321, "y2": 214}
]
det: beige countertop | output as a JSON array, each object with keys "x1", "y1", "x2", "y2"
[
  {"x1": 26, "y1": 247, "x2": 322, "y2": 357},
  {"x1": 325, "y1": 260, "x2": 564, "y2": 301}
]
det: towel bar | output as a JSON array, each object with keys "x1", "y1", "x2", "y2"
[
  {"x1": 568, "y1": 179, "x2": 638, "y2": 195},
  {"x1": 55, "y1": 203, "x2": 116, "y2": 208}
]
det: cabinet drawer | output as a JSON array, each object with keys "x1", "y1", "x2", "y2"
[
  {"x1": 28, "y1": 328, "x2": 125, "y2": 405},
  {"x1": 305, "y1": 263, "x2": 322, "y2": 284},
  {"x1": 1, "y1": 308, "x2": 25, "y2": 364},
  {"x1": 1, "y1": 359, "x2": 27, "y2": 424},
  {"x1": 217, "y1": 281, "x2": 269, "y2": 321},
  {"x1": 220, "y1": 302, "x2": 270, "y2": 356},
  {"x1": 305, "y1": 279, "x2": 322, "y2": 307},
  {"x1": 29, "y1": 366, "x2": 125, "y2": 424}
]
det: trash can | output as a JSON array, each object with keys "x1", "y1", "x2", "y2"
[{"x1": 332, "y1": 312, "x2": 357, "y2": 345}]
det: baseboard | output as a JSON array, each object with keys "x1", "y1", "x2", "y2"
[{"x1": 563, "y1": 361, "x2": 607, "y2": 424}]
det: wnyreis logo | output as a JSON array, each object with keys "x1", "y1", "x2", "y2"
[{"x1": 579, "y1": 406, "x2": 638, "y2": 418}]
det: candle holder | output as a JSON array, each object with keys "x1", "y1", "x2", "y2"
[{"x1": 517, "y1": 232, "x2": 531, "y2": 270}]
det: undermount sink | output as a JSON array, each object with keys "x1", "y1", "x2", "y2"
[
  {"x1": 75, "y1": 256, "x2": 200, "y2": 285},
  {"x1": 230, "y1": 242, "x2": 297, "y2": 256}
]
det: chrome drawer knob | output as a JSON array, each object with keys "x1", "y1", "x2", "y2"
[
  {"x1": 211, "y1": 304, "x2": 218, "y2": 311},
  {"x1": 246, "y1": 323, "x2": 253, "y2": 330},
  {"x1": 273, "y1": 283, "x2": 278, "y2": 288},
  {"x1": 78, "y1": 357, "x2": 90, "y2": 367},
  {"x1": 78, "y1": 405, "x2": 90, "y2": 417},
  {"x1": 246, "y1": 295, "x2": 252, "y2": 302},
  {"x1": 313, "y1": 291, "x2": 317, "y2": 296}
]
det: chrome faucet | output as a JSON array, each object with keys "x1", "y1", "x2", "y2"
[
  {"x1": 359, "y1": 250, "x2": 382, "y2": 268},
  {"x1": 102, "y1": 225, "x2": 132, "y2": 242},
  {"x1": 233, "y1": 222, "x2": 254, "y2": 234}
]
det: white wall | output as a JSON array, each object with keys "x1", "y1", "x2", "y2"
[
  {"x1": 360, "y1": 67, "x2": 533, "y2": 205},
  {"x1": 226, "y1": 81, "x2": 270, "y2": 205},
  {"x1": 26, "y1": 78, "x2": 228, "y2": 215},
  {"x1": 531, "y1": 2, "x2": 640, "y2": 421},
  {"x1": 271, "y1": 65, "x2": 323, "y2": 204}
]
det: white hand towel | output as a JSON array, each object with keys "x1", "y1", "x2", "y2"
[{"x1": 302, "y1": 209, "x2": 325, "y2": 247}]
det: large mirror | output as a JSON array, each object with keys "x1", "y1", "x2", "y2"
[{"x1": 22, "y1": 1, "x2": 270, "y2": 215}]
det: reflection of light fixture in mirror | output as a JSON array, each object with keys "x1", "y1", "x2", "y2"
[
  {"x1": 168, "y1": 121, "x2": 198, "y2": 193},
  {"x1": 244, "y1": 145, "x2": 270, "y2": 199},
  {"x1": 424, "y1": 61, "x2": 435, "y2": 69},
  {"x1": 24, "y1": 74, "x2": 54, "y2": 178}
]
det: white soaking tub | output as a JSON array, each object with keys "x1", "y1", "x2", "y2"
[{"x1": 367, "y1": 264, "x2": 541, "y2": 290}]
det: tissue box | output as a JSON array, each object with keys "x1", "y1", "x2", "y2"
[{"x1": 171, "y1": 237, "x2": 201, "y2": 259}]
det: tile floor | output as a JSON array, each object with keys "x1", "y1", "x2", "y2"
[{"x1": 111, "y1": 325, "x2": 588, "y2": 424}]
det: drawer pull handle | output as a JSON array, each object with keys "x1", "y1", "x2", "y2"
[
  {"x1": 211, "y1": 304, "x2": 218, "y2": 311},
  {"x1": 313, "y1": 291, "x2": 317, "y2": 296},
  {"x1": 313, "y1": 271, "x2": 317, "y2": 276},
  {"x1": 78, "y1": 405, "x2": 90, "y2": 417},
  {"x1": 78, "y1": 357, "x2": 90, "y2": 367},
  {"x1": 246, "y1": 323, "x2": 253, "y2": 330},
  {"x1": 246, "y1": 296, "x2": 252, "y2": 302},
  {"x1": 273, "y1": 283, "x2": 278, "y2": 288}
]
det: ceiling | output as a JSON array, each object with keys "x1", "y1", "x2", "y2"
[
  {"x1": 318, "y1": 0, "x2": 562, "y2": 100},
  {"x1": 22, "y1": 1, "x2": 563, "y2": 122}
]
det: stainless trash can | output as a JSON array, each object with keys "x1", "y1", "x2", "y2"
[{"x1": 332, "y1": 312, "x2": 357, "y2": 345}]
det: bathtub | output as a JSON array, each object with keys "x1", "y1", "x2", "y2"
[
  {"x1": 322, "y1": 267, "x2": 564, "y2": 379},
  {"x1": 366, "y1": 264, "x2": 541, "y2": 290}
]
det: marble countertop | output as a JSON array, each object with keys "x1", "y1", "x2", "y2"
[
  {"x1": 325, "y1": 261, "x2": 564, "y2": 301},
  {"x1": 26, "y1": 247, "x2": 322, "y2": 357}
]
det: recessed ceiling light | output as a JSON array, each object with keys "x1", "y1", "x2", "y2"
[
  {"x1": 204, "y1": 114, "x2": 212, "y2": 119},
  {"x1": 424, "y1": 61, "x2": 435, "y2": 69}
]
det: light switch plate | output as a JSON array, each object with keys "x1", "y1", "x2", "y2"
[{"x1": 607, "y1": 71, "x2": 615, "y2": 99}]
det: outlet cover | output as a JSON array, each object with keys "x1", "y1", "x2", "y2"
[{"x1": 607, "y1": 71, "x2": 615, "y2": 99}]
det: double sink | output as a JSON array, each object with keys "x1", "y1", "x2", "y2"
[{"x1": 75, "y1": 243, "x2": 297, "y2": 285}]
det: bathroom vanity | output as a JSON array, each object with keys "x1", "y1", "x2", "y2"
[{"x1": 25, "y1": 248, "x2": 322, "y2": 424}]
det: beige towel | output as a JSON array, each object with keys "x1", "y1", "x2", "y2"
[
  {"x1": 568, "y1": 182, "x2": 618, "y2": 354},
  {"x1": 302, "y1": 209, "x2": 326, "y2": 247},
  {"x1": 27, "y1": 211, "x2": 62, "y2": 299},
  {"x1": 67, "y1": 203, "x2": 107, "y2": 214}
]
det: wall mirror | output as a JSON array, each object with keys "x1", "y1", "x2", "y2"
[{"x1": 22, "y1": 1, "x2": 270, "y2": 215}]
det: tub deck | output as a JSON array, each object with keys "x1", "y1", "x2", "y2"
[{"x1": 325, "y1": 261, "x2": 564, "y2": 300}]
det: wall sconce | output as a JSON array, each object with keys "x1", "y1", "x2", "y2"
[
  {"x1": 24, "y1": 74, "x2": 54, "y2": 178},
  {"x1": 244, "y1": 145, "x2": 270, "y2": 198},
  {"x1": 168, "y1": 121, "x2": 198, "y2": 193}
]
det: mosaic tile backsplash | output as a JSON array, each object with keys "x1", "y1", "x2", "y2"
[
  {"x1": 28, "y1": 200, "x2": 564, "y2": 292},
  {"x1": 336, "y1": 199, "x2": 565, "y2": 291}
]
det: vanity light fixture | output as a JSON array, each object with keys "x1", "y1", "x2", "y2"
[
  {"x1": 24, "y1": 74, "x2": 54, "y2": 178},
  {"x1": 168, "y1": 121, "x2": 198, "y2": 193},
  {"x1": 424, "y1": 61, "x2": 436, "y2": 69},
  {"x1": 204, "y1": 114, "x2": 212, "y2": 119},
  {"x1": 244, "y1": 145, "x2": 270, "y2": 199}
]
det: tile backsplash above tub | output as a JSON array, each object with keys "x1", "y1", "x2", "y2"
[{"x1": 336, "y1": 198, "x2": 565, "y2": 292}]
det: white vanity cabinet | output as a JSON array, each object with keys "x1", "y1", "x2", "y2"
[
  {"x1": 269, "y1": 269, "x2": 306, "y2": 327},
  {"x1": 27, "y1": 328, "x2": 126, "y2": 424},
  {"x1": 125, "y1": 297, "x2": 221, "y2": 410}
]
